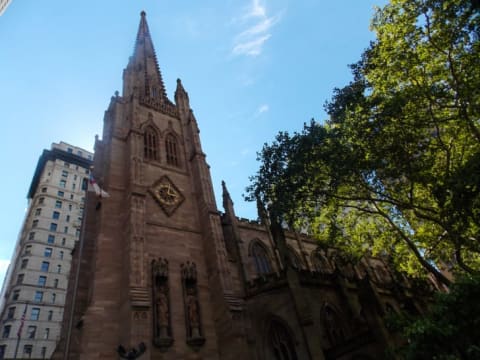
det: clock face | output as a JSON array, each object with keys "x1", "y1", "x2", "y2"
[
  {"x1": 156, "y1": 183, "x2": 180, "y2": 206},
  {"x1": 150, "y1": 176, "x2": 184, "y2": 216}
]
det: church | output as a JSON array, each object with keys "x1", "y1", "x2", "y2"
[{"x1": 53, "y1": 12, "x2": 435, "y2": 360}]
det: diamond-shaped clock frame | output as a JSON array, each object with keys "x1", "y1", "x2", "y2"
[{"x1": 149, "y1": 175, "x2": 185, "y2": 216}]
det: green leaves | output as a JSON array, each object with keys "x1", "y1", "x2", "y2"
[
  {"x1": 247, "y1": 0, "x2": 480, "y2": 286},
  {"x1": 393, "y1": 274, "x2": 480, "y2": 359}
]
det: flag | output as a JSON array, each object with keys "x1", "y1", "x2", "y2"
[
  {"x1": 88, "y1": 174, "x2": 110, "y2": 198},
  {"x1": 17, "y1": 304, "x2": 27, "y2": 338}
]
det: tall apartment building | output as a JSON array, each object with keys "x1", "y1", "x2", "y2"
[
  {"x1": 0, "y1": 142, "x2": 92, "y2": 359},
  {"x1": 0, "y1": 0, "x2": 12, "y2": 15}
]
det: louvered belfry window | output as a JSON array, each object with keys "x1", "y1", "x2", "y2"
[
  {"x1": 165, "y1": 133, "x2": 179, "y2": 166},
  {"x1": 144, "y1": 126, "x2": 158, "y2": 160}
]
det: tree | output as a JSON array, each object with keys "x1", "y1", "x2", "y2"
[
  {"x1": 391, "y1": 274, "x2": 480, "y2": 359},
  {"x1": 246, "y1": 0, "x2": 480, "y2": 286}
]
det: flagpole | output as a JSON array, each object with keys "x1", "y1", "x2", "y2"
[
  {"x1": 13, "y1": 302, "x2": 28, "y2": 359},
  {"x1": 64, "y1": 185, "x2": 91, "y2": 359}
]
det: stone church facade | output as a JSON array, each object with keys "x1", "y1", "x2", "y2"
[{"x1": 53, "y1": 12, "x2": 435, "y2": 360}]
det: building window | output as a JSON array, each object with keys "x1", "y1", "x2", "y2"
[
  {"x1": 322, "y1": 305, "x2": 346, "y2": 347},
  {"x1": 267, "y1": 320, "x2": 298, "y2": 360},
  {"x1": 41, "y1": 346, "x2": 46, "y2": 359},
  {"x1": 59, "y1": 251, "x2": 64, "y2": 260},
  {"x1": 251, "y1": 242, "x2": 272, "y2": 275},
  {"x1": 34, "y1": 291, "x2": 43, "y2": 302},
  {"x1": 44, "y1": 328, "x2": 50, "y2": 340},
  {"x1": 50, "y1": 223, "x2": 57, "y2": 231},
  {"x1": 24, "y1": 245, "x2": 32, "y2": 255},
  {"x1": 70, "y1": 194, "x2": 74, "y2": 200},
  {"x1": 38, "y1": 276, "x2": 47, "y2": 287},
  {"x1": 51, "y1": 293, "x2": 56, "y2": 304},
  {"x1": 57, "y1": 265, "x2": 62, "y2": 274},
  {"x1": 12, "y1": 290, "x2": 20, "y2": 301},
  {"x1": 165, "y1": 133, "x2": 179, "y2": 166},
  {"x1": 0, "y1": 345, "x2": 6, "y2": 358},
  {"x1": 68, "y1": 204, "x2": 72, "y2": 211},
  {"x1": 38, "y1": 197, "x2": 44, "y2": 205},
  {"x1": 32, "y1": 220, "x2": 38, "y2": 228},
  {"x1": 28, "y1": 232, "x2": 35, "y2": 240},
  {"x1": 52, "y1": 211, "x2": 60, "y2": 220},
  {"x1": 311, "y1": 251, "x2": 332, "y2": 273},
  {"x1": 6, "y1": 307, "x2": 15, "y2": 320},
  {"x1": 30, "y1": 308, "x2": 40, "y2": 321},
  {"x1": 35, "y1": 208, "x2": 41, "y2": 216},
  {"x1": 55, "y1": 200, "x2": 62, "y2": 209},
  {"x1": 144, "y1": 126, "x2": 158, "y2": 160},
  {"x1": 48, "y1": 235, "x2": 55, "y2": 244},
  {"x1": 47, "y1": 311, "x2": 53, "y2": 321},
  {"x1": 41, "y1": 262, "x2": 49, "y2": 272},
  {"x1": 61, "y1": 238, "x2": 66, "y2": 246},
  {"x1": 82, "y1": 178, "x2": 88, "y2": 190},
  {"x1": 57, "y1": 190, "x2": 64, "y2": 197},
  {"x1": 44, "y1": 248, "x2": 52, "y2": 257},
  {"x1": 66, "y1": 215, "x2": 70, "y2": 222},
  {"x1": 62, "y1": 170, "x2": 68, "y2": 177},
  {"x1": 72, "y1": 183, "x2": 76, "y2": 191},
  {"x1": 54, "y1": 279, "x2": 59, "y2": 288},
  {"x1": 27, "y1": 326, "x2": 36, "y2": 339},
  {"x1": 64, "y1": 226, "x2": 68, "y2": 234},
  {"x1": 21, "y1": 258, "x2": 28, "y2": 269},
  {"x1": 77, "y1": 150, "x2": 83, "y2": 156},
  {"x1": 67, "y1": 148, "x2": 73, "y2": 153},
  {"x1": 17, "y1": 274, "x2": 24, "y2": 284},
  {"x1": 2, "y1": 325, "x2": 11, "y2": 339},
  {"x1": 59, "y1": 179, "x2": 66, "y2": 188},
  {"x1": 287, "y1": 247, "x2": 304, "y2": 270},
  {"x1": 23, "y1": 344, "x2": 32, "y2": 357},
  {"x1": 41, "y1": 187, "x2": 47, "y2": 193},
  {"x1": 75, "y1": 229, "x2": 81, "y2": 238}
]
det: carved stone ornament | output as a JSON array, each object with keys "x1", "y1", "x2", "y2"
[
  {"x1": 181, "y1": 262, "x2": 205, "y2": 350},
  {"x1": 149, "y1": 175, "x2": 185, "y2": 216},
  {"x1": 152, "y1": 258, "x2": 173, "y2": 351}
]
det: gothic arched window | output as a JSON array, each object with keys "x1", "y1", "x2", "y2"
[
  {"x1": 165, "y1": 133, "x2": 179, "y2": 167},
  {"x1": 144, "y1": 126, "x2": 158, "y2": 161},
  {"x1": 268, "y1": 320, "x2": 298, "y2": 360},
  {"x1": 322, "y1": 305, "x2": 346, "y2": 347},
  {"x1": 251, "y1": 242, "x2": 272, "y2": 275},
  {"x1": 311, "y1": 251, "x2": 331, "y2": 273},
  {"x1": 287, "y1": 247, "x2": 303, "y2": 270}
]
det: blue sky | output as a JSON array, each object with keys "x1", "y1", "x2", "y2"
[{"x1": 0, "y1": 0, "x2": 386, "y2": 284}]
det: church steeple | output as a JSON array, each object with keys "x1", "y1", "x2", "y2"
[{"x1": 123, "y1": 11, "x2": 171, "y2": 105}]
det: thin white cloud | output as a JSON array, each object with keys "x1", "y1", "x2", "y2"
[
  {"x1": 258, "y1": 104, "x2": 269, "y2": 113},
  {"x1": 232, "y1": 0, "x2": 281, "y2": 57},
  {"x1": 233, "y1": 34, "x2": 271, "y2": 56},
  {"x1": 250, "y1": 0, "x2": 266, "y2": 18},
  {"x1": 241, "y1": 148, "x2": 250, "y2": 156}
]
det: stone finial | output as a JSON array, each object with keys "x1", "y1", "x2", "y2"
[
  {"x1": 153, "y1": 258, "x2": 169, "y2": 278},
  {"x1": 181, "y1": 261, "x2": 197, "y2": 281}
]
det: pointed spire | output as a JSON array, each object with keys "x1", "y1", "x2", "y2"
[
  {"x1": 175, "y1": 78, "x2": 187, "y2": 98},
  {"x1": 222, "y1": 181, "x2": 235, "y2": 218},
  {"x1": 129, "y1": 11, "x2": 169, "y2": 101},
  {"x1": 175, "y1": 78, "x2": 190, "y2": 112}
]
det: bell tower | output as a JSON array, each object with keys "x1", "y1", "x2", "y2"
[{"x1": 56, "y1": 12, "x2": 246, "y2": 360}]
